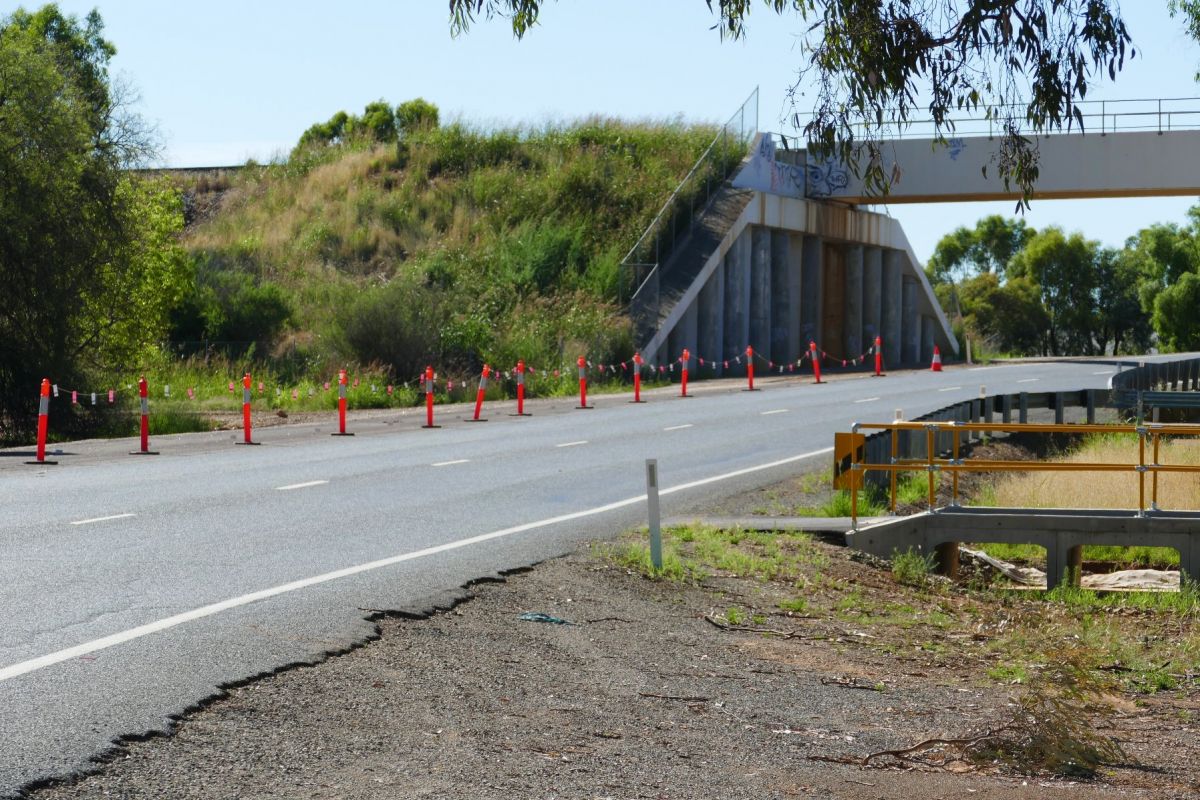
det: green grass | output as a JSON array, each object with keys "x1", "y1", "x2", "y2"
[{"x1": 973, "y1": 542, "x2": 1179, "y2": 570}]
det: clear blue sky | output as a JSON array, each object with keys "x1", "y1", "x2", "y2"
[{"x1": 45, "y1": 0, "x2": 1200, "y2": 261}]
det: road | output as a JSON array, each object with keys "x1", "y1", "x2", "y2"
[{"x1": 0, "y1": 358, "x2": 1175, "y2": 795}]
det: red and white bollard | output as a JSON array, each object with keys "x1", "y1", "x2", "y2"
[
  {"x1": 744, "y1": 346, "x2": 757, "y2": 392},
  {"x1": 873, "y1": 335, "x2": 885, "y2": 378},
  {"x1": 422, "y1": 366, "x2": 440, "y2": 428},
  {"x1": 27, "y1": 378, "x2": 57, "y2": 465},
  {"x1": 680, "y1": 348, "x2": 692, "y2": 398},
  {"x1": 130, "y1": 376, "x2": 159, "y2": 455},
  {"x1": 468, "y1": 364, "x2": 490, "y2": 422},
  {"x1": 511, "y1": 360, "x2": 531, "y2": 416},
  {"x1": 810, "y1": 341, "x2": 824, "y2": 384},
  {"x1": 630, "y1": 352, "x2": 645, "y2": 404},
  {"x1": 931, "y1": 345, "x2": 943, "y2": 372},
  {"x1": 577, "y1": 356, "x2": 592, "y2": 409},
  {"x1": 238, "y1": 373, "x2": 259, "y2": 445},
  {"x1": 332, "y1": 369, "x2": 353, "y2": 436}
]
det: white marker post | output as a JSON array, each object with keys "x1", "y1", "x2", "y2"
[{"x1": 645, "y1": 459, "x2": 662, "y2": 570}]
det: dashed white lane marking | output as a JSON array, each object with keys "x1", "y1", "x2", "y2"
[
  {"x1": 1017, "y1": 378, "x2": 1040, "y2": 384},
  {"x1": 937, "y1": 386, "x2": 962, "y2": 392},
  {"x1": 70, "y1": 513, "x2": 136, "y2": 526},
  {"x1": 432, "y1": 459, "x2": 470, "y2": 467},
  {"x1": 556, "y1": 440, "x2": 588, "y2": 448},
  {"x1": 760, "y1": 409, "x2": 789, "y2": 416},
  {"x1": 854, "y1": 397, "x2": 880, "y2": 404},
  {"x1": 275, "y1": 480, "x2": 329, "y2": 491},
  {"x1": 0, "y1": 445, "x2": 834, "y2": 685},
  {"x1": 663, "y1": 424, "x2": 693, "y2": 431},
  {"x1": 1092, "y1": 370, "x2": 1114, "y2": 375}
]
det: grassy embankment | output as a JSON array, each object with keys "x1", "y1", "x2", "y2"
[{"x1": 94, "y1": 119, "x2": 740, "y2": 437}]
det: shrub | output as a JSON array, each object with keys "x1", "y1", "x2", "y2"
[{"x1": 892, "y1": 547, "x2": 936, "y2": 588}]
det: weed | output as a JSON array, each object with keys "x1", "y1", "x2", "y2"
[
  {"x1": 892, "y1": 548, "x2": 936, "y2": 588},
  {"x1": 725, "y1": 607, "x2": 745, "y2": 625},
  {"x1": 778, "y1": 597, "x2": 808, "y2": 614}
]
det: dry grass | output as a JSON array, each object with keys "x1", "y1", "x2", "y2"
[{"x1": 991, "y1": 434, "x2": 1200, "y2": 511}]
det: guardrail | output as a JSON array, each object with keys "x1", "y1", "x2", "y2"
[
  {"x1": 847, "y1": 420, "x2": 1200, "y2": 528},
  {"x1": 852, "y1": 356, "x2": 1200, "y2": 497}
]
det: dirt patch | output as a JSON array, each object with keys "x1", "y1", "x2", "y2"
[{"x1": 30, "y1": 534, "x2": 1200, "y2": 799}]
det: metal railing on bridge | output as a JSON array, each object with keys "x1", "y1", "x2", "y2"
[
  {"x1": 788, "y1": 96, "x2": 1200, "y2": 142},
  {"x1": 620, "y1": 88, "x2": 758, "y2": 306}
]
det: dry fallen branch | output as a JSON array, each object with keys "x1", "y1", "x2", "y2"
[{"x1": 638, "y1": 692, "x2": 711, "y2": 702}]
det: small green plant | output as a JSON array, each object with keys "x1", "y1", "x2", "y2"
[
  {"x1": 778, "y1": 596, "x2": 808, "y2": 614},
  {"x1": 891, "y1": 547, "x2": 936, "y2": 588},
  {"x1": 724, "y1": 606, "x2": 745, "y2": 625}
]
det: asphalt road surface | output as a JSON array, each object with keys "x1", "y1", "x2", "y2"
[{"x1": 0, "y1": 357, "x2": 1184, "y2": 795}]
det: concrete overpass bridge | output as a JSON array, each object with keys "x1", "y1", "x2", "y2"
[{"x1": 630, "y1": 96, "x2": 1200, "y2": 372}]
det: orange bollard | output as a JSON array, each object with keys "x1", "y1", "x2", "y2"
[
  {"x1": 27, "y1": 378, "x2": 57, "y2": 465},
  {"x1": 744, "y1": 346, "x2": 757, "y2": 392},
  {"x1": 422, "y1": 366, "x2": 440, "y2": 428},
  {"x1": 332, "y1": 369, "x2": 353, "y2": 436},
  {"x1": 810, "y1": 341, "x2": 824, "y2": 384},
  {"x1": 873, "y1": 336, "x2": 885, "y2": 378},
  {"x1": 577, "y1": 356, "x2": 592, "y2": 409},
  {"x1": 130, "y1": 376, "x2": 159, "y2": 454},
  {"x1": 468, "y1": 364, "x2": 490, "y2": 422},
  {"x1": 680, "y1": 348, "x2": 692, "y2": 398},
  {"x1": 630, "y1": 352, "x2": 645, "y2": 403},
  {"x1": 238, "y1": 373, "x2": 259, "y2": 445},
  {"x1": 511, "y1": 360, "x2": 531, "y2": 416}
]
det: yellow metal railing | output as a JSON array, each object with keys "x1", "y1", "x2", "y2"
[{"x1": 846, "y1": 421, "x2": 1200, "y2": 527}]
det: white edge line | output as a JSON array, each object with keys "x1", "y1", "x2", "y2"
[
  {"x1": 760, "y1": 409, "x2": 788, "y2": 415},
  {"x1": 275, "y1": 480, "x2": 329, "y2": 491},
  {"x1": 432, "y1": 459, "x2": 470, "y2": 467},
  {"x1": 556, "y1": 440, "x2": 588, "y2": 448},
  {"x1": 0, "y1": 445, "x2": 833, "y2": 684},
  {"x1": 70, "y1": 513, "x2": 136, "y2": 526},
  {"x1": 854, "y1": 397, "x2": 880, "y2": 404},
  {"x1": 663, "y1": 424, "x2": 694, "y2": 431}
]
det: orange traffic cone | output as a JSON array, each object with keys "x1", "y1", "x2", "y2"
[{"x1": 930, "y1": 346, "x2": 943, "y2": 372}]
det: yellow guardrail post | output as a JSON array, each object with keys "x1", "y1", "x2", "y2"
[
  {"x1": 926, "y1": 426, "x2": 935, "y2": 511},
  {"x1": 1138, "y1": 426, "x2": 1146, "y2": 517},
  {"x1": 1152, "y1": 430, "x2": 1161, "y2": 511}
]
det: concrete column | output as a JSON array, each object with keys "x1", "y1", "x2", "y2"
[
  {"x1": 844, "y1": 245, "x2": 864, "y2": 361},
  {"x1": 698, "y1": 262, "x2": 725, "y2": 377},
  {"x1": 901, "y1": 277, "x2": 918, "y2": 365},
  {"x1": 750, "y1": 227, "x2": 772, "y2": 360},
  {"x1": 723, "y1": 229, "x2": 752, "y2": 374},
  {"x1": 881, "y1": 251, "x2": 903, "y2": 368},
  {"x1": 769, "y1": 231, "x2": 792, "y2": 364},
  {"x1": 786, "y1": 234, "x2": 803, "y2": 364},
  {"x1": 921, "y1": 315, "x2": 936, "y2": 365},
  {"x1": 800, "y1": 236, "x2": 823, "y2": 350},
  {"x1": 863, "y1": 247, "x2": 882, "y2": 353}
]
